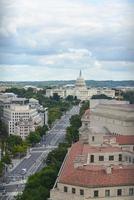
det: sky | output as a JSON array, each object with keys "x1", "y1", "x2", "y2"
[{"x1": 0, "y1": 0, "x2": 134, "y2": 81}]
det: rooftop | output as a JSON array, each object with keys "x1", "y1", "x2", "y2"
[
  {"x1": 104, "y1": 135, "x2": 134, "y2": 145},
  {"x1": 58, "y1": 142, "x2": 134, "y2": 187}
]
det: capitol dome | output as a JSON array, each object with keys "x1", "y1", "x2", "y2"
[{"x1": 75, "y1": 70, "x2": 87, "y2": 89}]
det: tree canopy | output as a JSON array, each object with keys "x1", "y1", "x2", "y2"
[
  {"x1": 91, "y1": 94, "x2": 112, "y2": 99},
  {"x1": 122, "y1": 91, "x2": 134, "y2": 104}
]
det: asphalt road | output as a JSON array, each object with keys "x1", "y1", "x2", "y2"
[{"x1": 0, "y1": 105, "x2": 80, "y2": 199}]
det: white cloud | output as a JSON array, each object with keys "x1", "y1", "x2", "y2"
[
  {"x1": 0, "y1": 0, "x2": 134, "y2": 80},
  {"x1": 38, "y1": 48, "x2": 96, "y2": 69}
]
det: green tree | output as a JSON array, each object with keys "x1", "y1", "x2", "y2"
[
  {"x1": 12, "y1": 143, "x2": 27, "y2": 158},
  {"x1": 65, "y1": 115, "x2": 81, "y2": 145},
  {"x1": 91, "y1": 94, "x2": 112, "y2": 99},
  {"x1": 0, "y1": 161, "x2": 4, "y2": 177},
  {"x1": 66, "y1": 95, "x2": 74, "y2": 101},
  {"x1": 79, "y1": 101, "x2": 89, "y2": 116},
  {"x1": 70, "y1": 114, "x2": 81, "y2": 128},
  {"x1": 27, "y1": 132, "x2": 41, "y2": 146},
  {"x1": 122, "y1": 91, "x2": 134, "y2": 104},
  {"x1": 52, "y1": 93, "x2": 60, "y2": 101},
  {"x1": 48, "y1": 107, "x2": 62, "y2": 126},
  {"x1": 1, "y1": 153, "x2": 11, "y2": 165},
  {"x1": 36, "y1": 125, "x2": 48, "y2": 137},
  {"x1": 6, "y1": 135, "x2": 23, "y2": 153}
]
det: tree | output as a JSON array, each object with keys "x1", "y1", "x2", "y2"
[
  {"x1": 122, "y1": 91, "x2": 134, "y2": 104},
  {"x1": 0, "y1": 120, "x2": 8, "y2": 139},
  {"x1": 91, "y1": 94, "x2": 112, "y2": 99},
  {"x1": 36, "y1": 125, "x2": 48, "y2": 137},
  {"x1": 1, "y1": 153, "x2": 11, "y2": 165},
  {"x1": 79, "y1": 101, "x2": 89, "y2": 116},
  {"x1": 65, "y1": 115, "x2": 82, "y2": 145},
  {"x1": 66, "y1": 126, "x2": 79, "y2": 144},
  {"x1": 48, "y1": 107, "x2": 62, "y2": 126},
  {"x1": 70, "y1": 114, "x2": 81, "y2": 128},
  {"x1": 27, "y1": 132, "x2": 41, "y2": 146},
  {"x1": 66, "y1": 95, "x2": 74, "y2": 101},
  {"x1": 0, "y1": 161, "x2": 4, "y2": 177},
  {"x1": 52, "y1": 93, "x2": 60, "y2": 101},
  {"x1": 12, "y1": 143, "x2": 27, "y2": 158},
  {"x1": 6, "y1": 135, "x2": 23, "y2": 152},
  {"x1": 46, "y1": 145, "x2": 67, "y2": 166}
]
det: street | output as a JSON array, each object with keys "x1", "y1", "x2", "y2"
[{"x1": 0, "y1": 105, "x2": 80, "y2": 199}]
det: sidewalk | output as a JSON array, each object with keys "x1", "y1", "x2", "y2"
[{"x1": 3, "y1": 179, "x2": 27, "y2": 186}]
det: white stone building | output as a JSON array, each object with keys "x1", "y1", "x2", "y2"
[
  {"x1": 50, "y1": 130, "x2": 134, "y2": 200},
  {"x1": 50, "y1": 103, "x2": 134, "y2": 200},
  {"x1": 2, "y1": 104, "x2": 44, "y2": 139},
  {"x1": 90, "y1": 99, "x2": 129, "y2": 109},
  {"x1": 90, "y1": 104, "x2": 134, "y2": 135},
  {"x1": 46, "y1": 71, "x2": 116, "y2": 101}
]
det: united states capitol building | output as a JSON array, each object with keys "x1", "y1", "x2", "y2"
[{"x1": 46, "y1": 71, "x2": 115, "y2": 101}]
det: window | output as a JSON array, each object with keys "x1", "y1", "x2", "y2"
[
  {"x1": 94, "y1": 190, "x2": 99, "y2": 197},
  {"x1": 129, "y1": 188, "x2": 134, "y2": 196},
  {"x1": 119, "y1": 154, "x2": 122, "y2": 162},
  {"x1": 90, "y1": 155, "x2": 94, "y2": 163},
  {"x1": 109, "y1": 155, "x2": 114, "y2": 161},
  {"x1": 99, "y1": 156, "x2": 104, "y2": 161},
  {"x1": 64, "y1": 186, "x2": 68, "y2": 192},
  {"x1": 85, "y1": 123, "x2": 88, "y2": 126},
  {"x1": 80, "y1": 189, "x2": 84, "y2": 196},
  {"x1": 105, "y1": 190, "x2": 110, "y2": 197},
  {"x1": 92, "y1": 136, "x2": 94, "y2": 141},
  {"x1": 117, "y1": 189, "x2": 122, "y2": 196},
  {"x1": 129, "y1": 157, "x2": 131, "y2": 163},
  {"x1": 72, "y1": 188, "x2": 76, "y2": 194}
]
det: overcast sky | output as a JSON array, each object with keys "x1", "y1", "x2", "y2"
[{"x1": 0, "y1": 0, "x2": 134, "y2": 81}]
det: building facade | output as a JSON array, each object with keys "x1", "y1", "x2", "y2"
[
  {"x1": 2, "y1": 104, "x2": 44, "y2": 139},
  {"x1": 50, "y1": 103, "x2": 134, "y2": 200},
  {"x1": 90, "y1": 104, "x2": 134, "y2": 135},
  {"x1": 46, "y1": 71, "x2": 115, "y2": 101}
]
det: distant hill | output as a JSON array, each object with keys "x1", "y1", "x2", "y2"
[{"x1": 0, "y1": 80, "x2": 134, "y2": 88}]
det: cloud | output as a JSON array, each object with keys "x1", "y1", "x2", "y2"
[{"x1": 0, "y1": 0, "x2": 134, "y2": 80}]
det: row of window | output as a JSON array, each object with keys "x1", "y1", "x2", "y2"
[
  {"x1": 12, "y1": 113, "x2": 29, "y2": 115},
  {"x1": 64, "y1": 187, "x2": 134, "y2": 197},
  {"x1": 90, "y1": 154, "x2": 122, "y2": 163},
  {"x1": 97, "y1": 155, "x2": 134, "y2": 163}
]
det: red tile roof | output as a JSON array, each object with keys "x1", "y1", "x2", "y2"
[
  {"x1": 59, "y1": 142, "x2": 134, "y2": 187},
  {"x1": 84, "y1": 109, "x2": 90, "y2": 115},
  {"x1": 116, "y1": 135, "x2": 134, "y2": 145},
  {"x1": 82, "y1": 145, "x2": 122, "y2": 154},
  {"x1": 104, "y1": 135, "x2": 134, "y2": 145},
  {"x1": 82, "y1": 109, "x2": 90, "y2": 119}
]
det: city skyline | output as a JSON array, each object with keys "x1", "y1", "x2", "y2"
[{"x1": 0, "y1": 0, "x2": 134, "y2": 81}]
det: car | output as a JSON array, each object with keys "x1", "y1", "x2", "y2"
[
  {"x1": 2, "y1": 190, "x2": 6, "y2": 195},
  {"x1": 21, "y1": 168, "x2": 27, "y2": 175},
  {"x1": 0, "y1": 185, "x2": 5, "y2": 196}
]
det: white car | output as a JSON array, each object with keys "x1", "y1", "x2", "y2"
[{"x1": 21, "y1": 168, "x2": 27, "y2": 175}]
